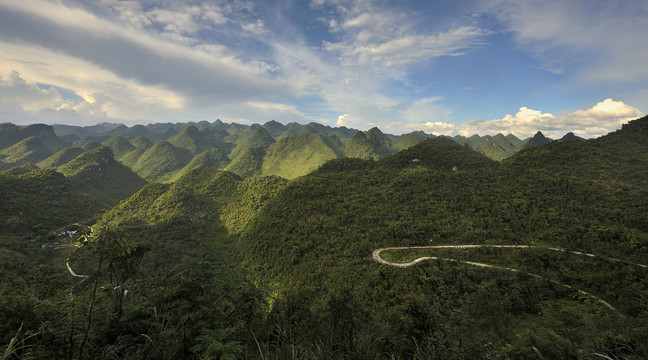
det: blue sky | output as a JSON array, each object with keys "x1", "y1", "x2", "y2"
[{"x1": 0, "y1": 0, "x2": 646, "y2": 138}]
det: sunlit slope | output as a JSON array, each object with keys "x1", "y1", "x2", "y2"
[
  {"x1": 96, "y1": 166, "x2": 286, "y2": 271},
  {"x1": 57, "y1": 146, "x2": 147, "y2": 205},
  {"x1": 262, "y1": 132, "x2": 342, "y2": 179}
]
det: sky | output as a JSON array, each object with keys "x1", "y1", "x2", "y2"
[{"x1": 0, "y1": 0, "x2": 646, "y2": 138}]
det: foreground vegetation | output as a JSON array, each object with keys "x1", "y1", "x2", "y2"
[{"x1": 0, "y1": 117, "x2": 647, "y2": 359}]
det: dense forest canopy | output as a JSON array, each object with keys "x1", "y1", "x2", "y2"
[{"x1": 0, "y1": 116, "x2": 647, "y2": 359}]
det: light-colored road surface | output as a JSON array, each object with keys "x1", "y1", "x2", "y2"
[
  {"x1": 66, "y1": 259, "x2": 88, "y2": 278},
  {"x1": 372, "y1": 244, "x2": 647, "y2": 312}
]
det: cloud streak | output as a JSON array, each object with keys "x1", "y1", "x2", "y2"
[
  {"x1": 483, "y1": 0, "x2": 648, "y2": 84},
  {"x1": 0, "y1": 0, "x2": 287, "y2": 105}
]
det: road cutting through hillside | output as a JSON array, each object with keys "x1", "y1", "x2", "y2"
[{"x1": 372, "y1": 244, "x2": 648, "y2": 312}]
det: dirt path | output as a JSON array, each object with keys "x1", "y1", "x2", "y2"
[
  {"x1": 371, "y1": 244, "x2": 648, "y2": 312},
  {"x1": 66, "y1": 259, "x2": 88, "y2": 278}
]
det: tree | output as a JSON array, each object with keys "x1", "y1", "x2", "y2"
[{"x1": 70, "y1": 226, "x2": 147, "y2": 359}]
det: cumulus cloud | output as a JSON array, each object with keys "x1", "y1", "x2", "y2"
[
  {"x1": 461, "y1": 107, "x2": 556, "y2": 137},
  {"x1": 0, "y1": 71, "x2": 119, "y2": 126},
  {"x1": 336, "y1": 113, "x2": 350, "y2": 126},
  {"x1": 457, "y1": 99, "x2": 643, "y2": 138},
  {"x1": 0, "y1": 71, "x2": 63, "y2": 112},
  {"x1": 377, "y1": 99, "x2": 643, "y2": 138}
]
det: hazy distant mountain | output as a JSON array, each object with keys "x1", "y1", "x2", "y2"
[
  {"x1": 147, "y1": 127, "x2": 178, "y2": 143},
  {"x1": 0, "y1": 124, "x2": 63, "y2": 150},
  {"x1": 101, "y1": 137, "x2": 137, "y2": 159},
  {"x1": 262, "y1": 120, "x2": 287, "y2": 139},
  {"x1": 523, "y1": 131, "x2": 553, "y2": 148},
  {"x1": 229, "y1": 126, "x2": 275, "y2": 160},
  {"x1": 392, "y1": 131, "x2": 433, "y2": 152},
  {"x1": 168, "y1": 126, "x2": 231, "y2": 156},
  {"x1": 559, "y1": 132, "x2": 586, "y2": 142},
  {"x1": 0, "y1": 119, "x2": 584, "y2": 181},
  {"x1": 344, "y1": 127, "x2": 397, "y2": 159},
  {"x1": 101, "y1": 124, "x2": 154, "y2": 138}
]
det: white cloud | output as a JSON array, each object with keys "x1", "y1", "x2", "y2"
[
  {"x1": 0, "y1": 0, "x2": 287, "y2": 108},
  {"x1": 401, "y1": 97, "x2": 453, "y2": 124},
  {"x1": 375, "y1": 99, "x2": 643, "y2": 138},
  {"x1": 336, "y1": 113, "x2": 350, "y2": 126},
  {"x1": 0, "y1": 42, "x2": 186, "y2": 119},
  {"x1": 325, "y1": 26, "x2": 487, "y2": 66},
  {"x1": 0, "y1": 71, "x2": 63, "y2": 112},
  {"x1": 247, "y1": 101, "x2": 303, "y2": 115},
  {"x1": 242, "y1": 19, "x2": 267, "y2": 35},
  {"x1": 321, "y1": 0, "x2": 488, "y2": 68},
  {"x1": 458, "y1": 99, "x2": 643, "y2": 138}
]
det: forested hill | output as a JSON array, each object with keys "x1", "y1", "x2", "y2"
[
  {"x1": 233, "y1": 115, "x2": 648, "y2": 357},
  {"x1": 1, "y1": 119, "x2": 556, "y2": 183},
  {"x1": 0, "y1": 116, "x2": 646, "y2": 359}
]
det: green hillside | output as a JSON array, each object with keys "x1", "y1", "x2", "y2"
[
  {"x1": 171, "y1": 148, "x2": 231, "y2": 181},
  {"x1": 473, "y1": 133, "x2": 520, "y2": 160},
  {"x1": 364, "y1": 127, "x2": 393, "y2": 156},
  {"x1": 58, "y1": 147, "x2": 147, "y2": 205},
  {"x1": 118, "y1": 137, "x2": 152, "y2": 167},
  {"x1": 0, "y1": 123, "x2": 66, "y2": 151},
  {"x1": 80, "y1": 140, "x2": 101, "y2": 151},
  {"x1": 101, "y1": 136, "x2": 136, "y2": 159},
  {"x1": 0, "y1": 123, "x2": 22, "y2": 149},
  {"x1": 1, "y1": 118, "x2": 647, "y2": 359},
  {"x1": 37, "y1": 147, "x2": 85, "y2": 168},
  {"x1": 224, "y1": 145, "x2": 266, "y2": 178},
  {"x1": 233, "y1": 117, "x2": 648, "y2": 358},
  {"x1": 101, "y1": 124, "x2": 154, "y2": 138},
  {"x1": 453, "y1": 133, "x2": 526, "y2": 160},
  {"x1": 130, "y1": 141, "x2": 193, "y2": 182},
  {"x1": 0, "y1": 164, "x2": 40, "y2": 175},
  {"x1": 344, "y1": 127, "x2": 400, "y2": 159},
  {"x1": 343, "y1": 131, "x2": 378, "y2": 159},
  {"x1": 0, "y1": 169, "x2": 105, "y2": 237},
  {"x1": 228, "y1": 126, "x2": 275, "y2": 160},
  {"x1": 262, "y1": 132, "x2": 341, "y2": 179},
  {"x1": 96, "y1": 166, "x2": 285, "y2": 271},
  {"x1": 392, "y1": 131, "x2": 431, "y2": 152},
  {"x1": 167, "y1": 125, "x2": 231, "y2": 156},
  {"x1": 118, "y1": 148, "x2": 146, "y2": 168},
  {"x1": 129, "y1": 136, "x2": 153, "y2": 150},
  {"x1": 0, "y1": 137, "x2": 53, "y2": 168},
  {"x1": 262, "y1": 120, "x2": 287, "y2": 139}
]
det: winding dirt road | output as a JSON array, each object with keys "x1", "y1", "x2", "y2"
[
  {"x1": 372, "y1": 245, "x2": 647, "y2": 311},
  {"x1": 66, "y1": 258, "x2": 88, "y2": 278}
]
